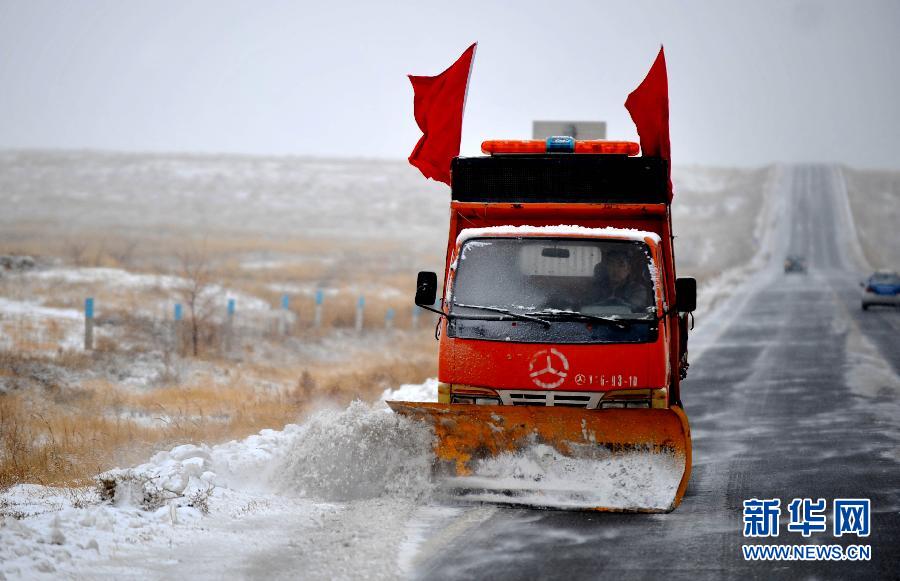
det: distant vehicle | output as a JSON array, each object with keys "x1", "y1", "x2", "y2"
[
  {"x1": 784, "y1": 255, "x2": 807, "y2": 273},
  {"x1": 861, "y1": 271, "x2": 900, "y2": 310}
]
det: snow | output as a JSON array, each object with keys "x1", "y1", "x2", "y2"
[
  {"x1": 380, "y1": 380, "x2": 683, "y2": 510},
  {"x1": 0, "y1": 297, "x2": 84, "y2": 351},
  {"x1": 24, "y1": 267, "x2": 185, "y2": 291},
  {"x1": 457, "y1": 225, "x2": 661, "y2": 247},
  {"x1": 0, "y1": 375, "x2": 683, "y2": 577},
  {"x1": 380, "y1": 377, "x2": 439, "y2": 403},
  {"x1": 241, "y1": 255, "x2": 337, "y2": 270},
  {"x1": 0, "y1": 424, "x2": 313, "y2": 575},
  {"x1": 0, "y1": 297, "x2": 81, "y2": 321},
  {"x1": 0, "y1": 152, "x2": 449, "y2": 245},
  {"x1": 843, "y1": 315, "x2": 900, "y2": 462},
  {"x1": 444, "y1": 445, "x2": 684, "y2": 511},
  {"x1": 0, "y1": 388, "x2": 439, "y2": 579},
  {"x1": 21, "y1": 267, "x2": 272, "y2": 312},
  {"x1": 275, "y1": 401, "x2": 435, "y2": 502},
  {"x1": 0, "y1": 484, "x2": 207, "y2": 577},
  {"x1": 12, "y1": 266, "x2": 274, "y2": 316}
]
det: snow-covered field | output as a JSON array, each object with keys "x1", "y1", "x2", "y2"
[{"x1": 0, "y1": 151, "x2": 449, "y2": 245}]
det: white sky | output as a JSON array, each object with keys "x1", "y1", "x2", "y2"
[{"x1": 0, "y1": 0, "x2": 898, "y2": 168}]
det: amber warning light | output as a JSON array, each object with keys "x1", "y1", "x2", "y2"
[{"x1": 481, "y1": 136, "x2": 640, "y2": 156}]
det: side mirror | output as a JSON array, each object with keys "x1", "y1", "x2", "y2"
[
  {"x1": 675, "y1": 277, "x2": 697, "y2": 313},
  {"x1": 415, "y1": 271, "x2": 438, "y2": 306}
]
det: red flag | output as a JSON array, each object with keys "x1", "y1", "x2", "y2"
[
  {"x1": 625, "y1": 46, "x2": 672, "y2": 197},
  {"x1": 408, "y1": 43, "x2": 477, "y2": 185}
]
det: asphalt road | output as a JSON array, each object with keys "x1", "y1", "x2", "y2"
[{"x1": 412, "y1": 165, "x2": 900, "y2": 580}]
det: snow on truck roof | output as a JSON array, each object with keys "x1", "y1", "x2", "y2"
[{"x1": 456, "y1": 225, "x2": 661, "y2": 247}]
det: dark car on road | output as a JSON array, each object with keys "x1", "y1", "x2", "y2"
[
  {"x1": 784, "y1": 255, "x2": 807, "y2": 273},
  {"x1": 861, "y1": 271, "x2": 900, "y2": 310}
]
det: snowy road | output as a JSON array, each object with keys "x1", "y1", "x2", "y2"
[{"x1": 409, "y1": 166, "x2": 900, "y2": 580}]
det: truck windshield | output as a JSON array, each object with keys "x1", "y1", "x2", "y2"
[{"x1": 448, "y1": 237, "x2": 659, "y2": 344}]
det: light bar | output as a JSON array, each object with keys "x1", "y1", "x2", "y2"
[{"x1": 482, "y1": 137, "x2": 640, "y2": 156}]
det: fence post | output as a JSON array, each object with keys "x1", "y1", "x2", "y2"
[
  {"x1": 355, "y1": 295, "x2": 365, "y2": 333},
  {"x1": 314, "y1": 290, "x2": 324, "y2": 329},
  {"x1": 84, "y1": 297, "x2": 94, "y2": 350},
  {"x1": 281, "y1": 294, "x2": 291, "y2": 335},
  {"x1": 174, "y1": 303, "x2": 184, "y2": 354},
  {"x1": 225, "y1": 298, "x2": 236, "y2": 352},
  {"x1": 385, "y1": 307, "x2": 394, "y2": 331}
]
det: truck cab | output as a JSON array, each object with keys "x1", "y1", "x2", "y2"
[{"x1": 416, "y1": 140, "x2": 695, "y2": 412}]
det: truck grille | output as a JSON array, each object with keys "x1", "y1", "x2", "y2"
[{"x1": 497, "y1": 390, "x2": 603, "y2": 409}]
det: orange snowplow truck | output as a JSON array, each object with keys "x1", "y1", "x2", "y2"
[{"x1": 389, "y1": 137, "x2": 696, "y2": 512}]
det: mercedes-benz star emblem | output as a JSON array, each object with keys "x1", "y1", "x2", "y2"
[{"x1": 528, "y1": 348, "x2": 569, "y2": 389}]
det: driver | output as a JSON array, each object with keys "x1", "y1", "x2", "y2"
[{"x1": 594, "y1": 249, "x2": 652, "y2": 309}]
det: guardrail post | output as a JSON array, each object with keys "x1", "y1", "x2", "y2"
[
  {"x1": 225, "y1": 298, "x2": 235, "y2": 352},
  {"x1": 355, "y1": 295, "x2": 365, "y2": 333},
  {"x1": 281, "y1": 294, "x2": 291, "y2": 335},
  {"x1": 174, "y1": 303, "x2": 184, "y2": 354},
  {"x1": 84, "y1": 297, "x2": 94, "y2": 350},
  {"x1": 314, "y1": 289, "x2": 324, "y2": 329}
]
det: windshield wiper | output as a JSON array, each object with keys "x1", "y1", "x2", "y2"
[
  {"x1": 524, "y1": 309, "x2": 635, "y2": 330},
  {"x1": 453, "y1": 303, "x2": 551, "y2": 327}
]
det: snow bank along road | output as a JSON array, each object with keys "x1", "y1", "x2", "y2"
[
  {"x1": 2, "y1": 165, "x2": 898, "y2": 580},
  {"x1": 411, "y1": 165, "x2": 900, "y2": 580}
]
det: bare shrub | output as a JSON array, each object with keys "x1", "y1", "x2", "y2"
[
  {"x1": 0, "y1": 497, "x2": 27, "y2": 519},
  {"x1": 187, "y1": 484, "x2": 214, "y2": 515},
  {"x1": 297, "y1": 370, "x2": 317, "y2": 400},
  {"x1": 65, "y1": 237, "x2": 89, "y2": 267},
  {"x1": 96, "y1": 470, "x2": 169, "y2": 510},
  {"x1": 108, "y1": 237, "x2": 140, "y2": 269},
  {"x1": 174, "y1": 246, "x2": 217, "y2": 357},
  {"x1": 96, "y1": 470, "x2": 213, "y2": 515}
]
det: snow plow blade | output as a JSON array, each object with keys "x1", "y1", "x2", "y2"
[{"x1": 387, "y1": 402, "x2": 691, "y2": 513}]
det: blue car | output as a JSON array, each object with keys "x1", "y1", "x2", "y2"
[{"x1": 861, "y1": 271, "x2": 900, "y2": 310}]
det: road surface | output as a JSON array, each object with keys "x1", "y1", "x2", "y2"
[{"x1": 410, "y1": 165, "x2": 900, "y2": 580}]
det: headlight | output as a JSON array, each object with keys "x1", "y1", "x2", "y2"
[
  {"x1": 599, "y1": 388, "x2": 668, "y2": 409},
  {"x1": 474, "y1": 397, "x2": 501, "y2": 405},
  {"x1": 450, "y1": 395, "x2": 501, "y2": 405},
  {"x1": 448, "y1": 384, "x2": 501, "y2": 405}
]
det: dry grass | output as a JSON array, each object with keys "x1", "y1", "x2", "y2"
[
  {"x1": 0, "y1": 189, "x2": 445, "y2": 490},
  {"x1": 0, "y1": 338, "x2": 437, "y2": 489},
  {"x1": 0, "y1": 224, "x2": 439, "y2": 281}
]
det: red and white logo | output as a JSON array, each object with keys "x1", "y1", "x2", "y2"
[{"x1": 528, "y1": 348, "x2": 569, "y2": 389}]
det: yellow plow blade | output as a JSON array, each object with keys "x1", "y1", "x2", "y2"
[{"x1": 387, "y1": 402, "x2": 691, "y2": 513}]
